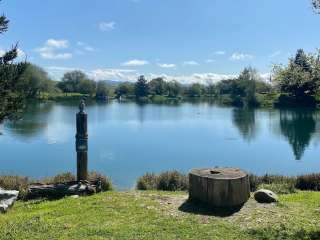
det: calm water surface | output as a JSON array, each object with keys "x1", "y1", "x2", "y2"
[{"x1": 1, "y1": 101, "x2": 320, "y2": 189}]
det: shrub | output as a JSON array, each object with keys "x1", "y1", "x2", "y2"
[
  {"x1": 296, "y1": 173, "x2": 320, "y2": 191},
  {"x1": 136, "y1": 173, "x2": 157, "y2": 190},
  {"x1": 53, "y1": 172, "x2": 76, "y2": 183},
  {"x1": 0, "y1": 176, "x2": 30, "y2": 199},
  {"x1": 40, "y1": 172, "x2": 112, "y2": 191},
  {"x1": 249, "y1": 174, "x2": 296, "y2": 193},
  {"x1": 88, "y1": 171, "x2": 113, "y2": 191},
  {"x1": 136, "y1": 171, "x2": 188, "y2": 191},
  {"x1": 258, "y1": 183, "x2": 296, "y2": 194},
  {"x1": 157, "y1": 171, "x2": 188, "y2": 191}
]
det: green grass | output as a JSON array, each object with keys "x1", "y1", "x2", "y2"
[
  {"x1": 1, "y1": 190, "x2": 320, "y2": 239},
  {"x1": 39, "y1": 92, "x2": 89, "y2": 101}
]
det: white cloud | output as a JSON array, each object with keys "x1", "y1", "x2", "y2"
[
  {"x1": 45, "y1": 66, "x2": 83, "y2": 79},
  {"x1": 46, "y1": 39, "x2": 69, "y2": 49},
  {"x1": 90, "y1": 69, "x2": 235, "y2": 84},
  {"x1": 90, "y1": 68, "x2": 138, "y2": 81},
  {"x1": 36, "y1": 39, "x2": 72, "y2": 60},
  {"x1": 269, "y1": 51, "x2": 281, "y2": 58},
  {"x1": 146, "y1": 73, "x2": 235, "y2": 85},
  {"x1": 214, "y1": 51, "x2": 225, "y2": 55},
  {"x1": 99, "y1": 21, "x2": 116, "y2": 31},
  {"x1": 157, "y1": 63, "x2": 176, "y2": 68},
  {"x1": 17, "y1": 49, "x2": 25, "y2": 58},
  {"x1": 205, "y1": 59, "x2": 215, "y2": 63},
  {"x1": 230, "y1": 52, "x2": 254, "y2": 61},
  {"x1": 84, "y1": 46, "x2": 95, "y2": 52},
  {"x1": 77, "y1": 41, "x2": 95, "y2": 52},
  {"x1": 182, "y1": 61, "x2": 199, "y2": 66},
  {"x1": 40, "y1": 52, "x2": 72, "y2": 60},
  {"x1": 46, "y1": 65, "x2": 269, "y2": 86},
  {"x1": 122, "y1": 59, "x2": 149, "y2": 66}
]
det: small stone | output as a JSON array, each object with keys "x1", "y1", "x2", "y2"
[
  {"x1": 254, "y1": 189, "x2": 278, "y2": 203},
  {"x1": 70, "y1": 195, "x2": 79, "y2": 199}
]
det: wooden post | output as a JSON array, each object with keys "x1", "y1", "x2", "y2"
[{"x1": 76, "y1": 100, "x2": 88, "y2": 181}]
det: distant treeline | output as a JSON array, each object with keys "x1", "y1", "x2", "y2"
[
  {"x1": 16, "y1": 48, "x2": 320, "y2": 108},
  {"x1": 2, "y1": 48, "x2": 320, "y2": 122}
]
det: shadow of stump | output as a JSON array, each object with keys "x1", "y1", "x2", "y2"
[{"x1": 178, "y1": 199, "x2": 244, "y2": 217}]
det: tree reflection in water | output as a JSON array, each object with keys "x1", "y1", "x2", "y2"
[
  {"x1": 279, "y1": 109, "x2": 316, "y2": 160},
  {"x1": 232, "y1": 108, "x2": 258, "y2": 142},
  {"x1": 4, "y1": 101, "x2": 53, "y2": 139}
]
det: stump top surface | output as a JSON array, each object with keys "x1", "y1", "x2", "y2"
[{"x1": 190, "y1": 168, "x2": 248, "y2": 180}]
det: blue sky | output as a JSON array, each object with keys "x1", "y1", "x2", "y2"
[{"x1": 1, "y1": 0, "x2": 320, "y2": 83}]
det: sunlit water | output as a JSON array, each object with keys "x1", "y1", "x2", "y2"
[{"x1": 1, "y1": 100, "x2": 320, "y2": 190}]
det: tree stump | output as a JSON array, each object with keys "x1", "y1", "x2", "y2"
[{"x1": 189, "y1": 168, "x2": 250, "y2": 208}]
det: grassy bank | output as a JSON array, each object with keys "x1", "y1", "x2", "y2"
[{"x1": 1, "y1": 190, "x2": 320, "y2": 240}]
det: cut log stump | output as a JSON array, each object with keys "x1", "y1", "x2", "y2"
[{"x1": 189, "y1": 168, "x2": 250, "y2": 208}]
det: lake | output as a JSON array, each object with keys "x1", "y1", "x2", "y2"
[{"x1": 1, "y1": 100, "x2": 320, "y2": 190}]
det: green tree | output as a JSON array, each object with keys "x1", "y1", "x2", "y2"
[
  {"x1": 57, "y1": 70, "x2": 96, "y2": 96},
  {"x1": 206, "y1": 80, "x2": 216, "y2": 97},
  {"x1": 0, "y1": 3, "x2": 27, "y2": 121},
  {"x1": 238, "y1": 67, "x2": 259, "y2": 107},
  {"x1": 167, "y1": 81, "x2": 182, "y2": 98},
  {"x1": 134, "y1": 75, "x2": 149, "y2": 98},
  {"x1": 187, "y1": 83, "x2": 203, "y2": 97},
  {"x1": 18, "y1": 63, "x2": 54, "y2": 98},
  {"x1": 96, "y1": 81, "x2": 110, "y2": 99},
  {"x1": 273, "y1": 49, "x2": 318, "y2": 99},
  {"x1": 115, "y1": 82, "x2": 135, "y2": 97},
  {"x1": 148, "y1": 77, "x2": 167, "y2": 95}
]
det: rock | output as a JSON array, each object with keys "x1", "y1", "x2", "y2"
[
  {"x1": 254, "y1": 189, "x2": 278, "y2": 203},
  {"x1": 0, "y1": 189, "x2": 19, "y2": 213}
]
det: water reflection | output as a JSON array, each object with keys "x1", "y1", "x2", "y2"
[
  {"x1": 279, "y1": 109, "x2": 316, "y2": 160},
  {"x1": 4, "y1": 101, "x2": 54, "y2": 139},
  {"x1": 232, "y1": 108, "x2": 258, "y2": 142}
]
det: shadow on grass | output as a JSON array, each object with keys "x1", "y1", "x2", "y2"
[{"x1": 178, "y1": 199, "x2": 244, "y2": 217}]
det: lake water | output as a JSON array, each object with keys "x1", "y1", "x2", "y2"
[{"x1": 1, "y1": 100, "x2": 320, "y2": 190}]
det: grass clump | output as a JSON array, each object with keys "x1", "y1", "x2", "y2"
[
  {"x1": 136, "y1": 173, "x2": 158, "y2": 190},
  {"x1": 137, "y1": 171, "x2": 188, "y2": 191},
  {"x1": 87, "y1": 171, "x2": 113, "y2": 191},
  {"x1": 42, "y1": 172, "x2": 76, "y2": 184},
  {"x1": 296, "y1": 173, "x2": 320, "y2": 191},
  {"x1": 258, "y1": 183, "x2": 296, "y2": 195},
  {"x1": 0, "y1": 176, "x2": 30, "y2": 199},
  {"x1": 0, "y1": 172, "x2": 112, "y2": 200},
  {"x1": 249, "y1": 174, "x2": 296, "y2": 193},
  {"x1": 42, "y1": 171, "x2": 113, "y2": 191}
]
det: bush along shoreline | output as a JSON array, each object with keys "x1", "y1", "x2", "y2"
[
  {"x1": 0, "y1": 171, "x2": 112, "y2": 200},
  {"x1": 3, "y1": 171, "x2": 320, "y2": 200},
  {"x1": 136, "y1": 170, "x2": 320, "y2": 194}
]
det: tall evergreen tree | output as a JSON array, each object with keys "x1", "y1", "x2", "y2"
[
  {"x1": 312, "y1": 0, "x2": 320, "y2": 12},
  {"x1": 134, "y1": 75, "x2": 149, "y2": 98},
  {"x1": 294, "y1": 49, "x2": 311, "y2": 72},
  {"x1": 0, "y1": 2, "x2": 27, "y2": 121}
]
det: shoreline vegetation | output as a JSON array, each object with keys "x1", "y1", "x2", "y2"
[
  {"x1": 2, "y1": 170, "x2": 320, "y2": 239},
  {"x1": 2, "y1": 170, "x2": 320, "y2": 199}
]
